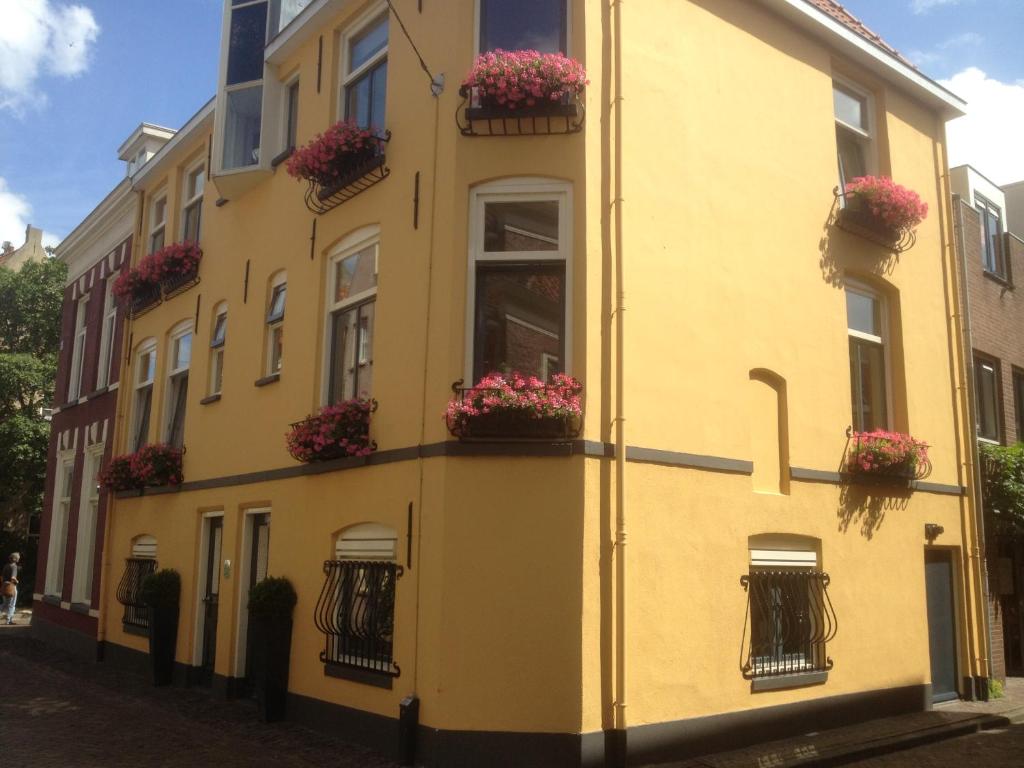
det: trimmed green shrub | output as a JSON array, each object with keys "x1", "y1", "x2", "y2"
[
  {"x1": 140, "y1": 569, "x2": 181, "y2": 608},
  {"x1": 989, "y1": 677, "x2": 1005, "y2": 699},
  {"x1": 249, "y1": 576, "x2": 297, "y2": 620}
]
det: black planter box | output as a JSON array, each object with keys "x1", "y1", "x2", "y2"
[
  {"x1": 148, "y1": 603, "x2": 180, "y2": 686},
  {"x1": 466, "y1": 101, "x2": 579, "y2": 121},
  {"x1": 453, "y1": 410, "x2": 581, "y2": 441},
  {"x1": 248, "y1": 615, "x2": 293, "y2": 722},
  {"x1": 129, "y1": 286, "x2": 161, "y2": 316},
  {"x1": 160, "y1": 267, "x2": 200, "y2": 298},
  {"x1": 316, "y1": 153, "x2": 387, "y2": 201}
]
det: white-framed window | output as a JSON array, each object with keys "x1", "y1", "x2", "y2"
[
  {"x1": 336, "y1": 521, "x2": 397, "y2": 561},
  {"x1": 209, "y1": 303, "x2": 228, "y2": 396},
  {"x1": 96, "y1": 278, "x2": 117, "y2": 390},
  {"x1": 976, "y1": 354, "x2": 1002, "y2": 444},
  {"x1": 45, "y1": 454, "x2": 75, "y2": 597},
  {"x1": 976, "y1": 195, "x2": 1006, "y2": 278},
  {"x1": 467, "y1": 179, "x2": 572, "y2": 383},
  {"x1": 182, "y1": 163, "x2": 206, "y2": 243},
  {"x1": 164, "y1": 323, "x2": 193, "y2": 449},
  {"x1": 266, "y1": 272, "x2": 287, "y2": 375},
  {"x1": 222, "y1": 0, "x2": 269, "y2": 169},
  {"x1": 340, "y1": 8, "x2": 388, "y2": 130},
  {"x1": 68, "y1": 293, "x2": 90, "y2": 401},
  {"x1": 71, "y1": 444, "x2": 103, "y2": 605},
  {"x1": 131, "y1": 339, "x2": 157, "y2": 451},
  {"x1": 324, "y1": 229, "x2": 378, "y2": 403},
  {"x1": 846, "y1": 283, "x2": 889, "y2": 432},
  {"x1": 833, "y1": 78, "x2": 874, "y2": 193},
  {"x1": 149, "y1": 195, "x2": 167, "y2": 254},
  {"x1": 284, "y1": 77, "x2": 300, "y2": 151},
  {"x1": 477, "y1": 0, "x2": 568, "y2": 54}
]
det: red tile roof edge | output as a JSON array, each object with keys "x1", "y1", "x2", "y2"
[{"x1": 805, "y1": 0, "x2": 916, "y2": 69}]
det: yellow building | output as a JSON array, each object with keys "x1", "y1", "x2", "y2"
[{"x1": 94, "y1": 1, "x2": 987, "y2": 765}]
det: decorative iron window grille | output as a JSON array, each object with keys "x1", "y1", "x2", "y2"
[
  {"x1": 129, "y1": 285, "x2": 163, "y2": 319},
  {"x1": 741, "y1": 570, "x2": 837, "y2": 680},
  {"x1": 116, "y1": 557, "x2": 157, "y2": 631},
  {"x1": 314, "y1": 559, "x2": 402, "y2": 677},
  {"x1": 457, "y1": 85, "x2": 584, "y2": 137},
  {"x1": 833, "y1": 188, "x2": 917, "y2": 254},
  {"x1": 303, "y1": 133, "x2": 391, "y2": 216},
  {"x1": 160, "y1": 266, "x2": 201, "y2": 301}
]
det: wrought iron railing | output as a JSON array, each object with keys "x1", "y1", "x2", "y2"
[
  {"x1": 833, "y1": 188, "x2": 917, "y2": 253},
  {"x1": 741, "y1": 570, "x2": 837, "y2": 680},
  {"x1": 456, "y1": 85, "x2": 584, "y2": 137},
  {"x1": 314, "y1": 559, "x2": 402, "y2": 677},
  {"x1": 116, "y1": 557, "x2": 157, "y2": 631},
  {"x1": 303, "y1": 132, "x2": 391, "y2": 215},
  {"x1": 446, "y1": 380, "x2": 583, "y2": 441}
]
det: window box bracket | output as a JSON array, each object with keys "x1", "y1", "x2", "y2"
[
  {"x1": 457, "y1": 86, "x2": 584, "y2": 137},
  {"x1": 833, "y1": 188, "x2": 917, "y2": 254},
  {"x1": 302, "y1": 133, "x2": 391, "y2": 216}
]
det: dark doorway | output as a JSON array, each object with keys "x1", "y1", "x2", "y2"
[
  {"x1": 925, "y1": 549, "x2": 960, "y2": 702},
  {"x1": 199, "y1": 516, "x2": 224, "y2": 686},
  {"x1": 243, "y1": 513, "x2": 270, "y2": 693}
]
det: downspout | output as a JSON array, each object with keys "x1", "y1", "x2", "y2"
[
  {"x1": 96, "y1": 188, "x2": 145, "y2": 651},
  {"x1": 952, "y1": 191, "x2": 994, "y2": 697},
  {"x1": 611, "y1": 0, "x2": 627, "y2": 761}
]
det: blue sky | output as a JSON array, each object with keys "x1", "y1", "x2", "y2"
[{"x1": 1, "y1": 0, "x2": 1023, "y2": 248}]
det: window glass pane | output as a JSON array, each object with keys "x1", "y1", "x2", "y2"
[
  {"x1": 149, "y1": 228, "x2": 165, "y2": 254},
  {"x1": 189, "y1": 168, "x2": 205, "y2": 200},
  {"x1": 168, "y1": 374, "x2": 189, "y2": 449},
  {"x1": 371, "y1": 62, "x2": 387, "y2": 128},
  {"x1": 1015, "y1": 373, "x2": 1024, "y2": 442},
  {"x1": 223, "y1": 86, "x2": 263, "y2": 169},
  {"x1": 335, "y1": 245, "x2": 377, "y2": 303},
  {"x1": 138, "y1": 350, "x2": 155, "y2": 384},
  {"x1": 212, "y1": 313, "x2": 227, "y2": 346},
  {"x1": 286, "y1": 81, "x2": 300, "y2": 147},
  {"x1": 268, "y1": 283, "x2": 287, "y2": 320},
  {"x1": 276, "y1": 0, "x2": 311, "y2": 32},
  {"x1": 850, "y1": 339, "x2": 887, "y2": 432},
  {"x1": 845, "y1": 289, "x2": 880, "y2": 336},
  {"x1": 345, "y1": 61, "x2": 386, "y2": 129},
  {"x1": 174, "y1": 334, "x2": 192, "y2": 370},
  {"x1": 329, "y1": 301, "x2": 374, "y2": 402},
  {"x1": 154, "y1": 198, "x2": 166, "y2": 224},
  {"x1": 977, "y1": 362, "x2": 1000, "y2": 441},
  {"x1": 350, "y1": 15, "x2": 388, "y2": 71},
  {"x1": 183, "y1": 203, "x2": 202, "y2": 242},
  {"x1": 480, "y1": 0, "x2": 567, "y2": 54},
  {"x1": 212, "y1": 349, "x2": 225, "y2": 394},
  {"x1": 269, "y1": 325, "x2": 284, "y2": 372},
  {"x1": 833, "y1": 84, "x2": 866, "y2": 131},
  {"x1": 135, "y1": 386, "x2": 152, "y2": 451},
  {"x1": 227, "y1": 2, "x2": 268, "y2": 86},
  {"x1": 836, "y1": 129, "x2": 867, "y2": 188},
  {"x1": 474, "y1": 263, "x2": 565, "y2": 382},
  {"x1": 484, "y1": 201, "x2": 559, "y2": 252}
]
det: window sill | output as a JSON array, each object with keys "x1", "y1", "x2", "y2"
[
  {"x1": 270, "y1": 146, "x2": 294, "y2": 169},
  {"x1": 70, "y1": 602, "x2": 91, "y2": 616},
  {"x1": 982, "y1": 270, "x2": 1013, "y2": 289},
  {"x1": 41, "y1": 594, "x2": 61, "y2": 607},
  {"x1": 85, "y1": 386, "x2": 110, "y2": 401},
  {"x1": 199, "y1": 393, "x2": 222, "y2": 405},
  {"x1": 323, "y1": 662, "x2": 394, "y2": 689},
  {"x1": 977, "y1": 436, "x2": 1002, "y2": 446},
  {"x1": 254, "y1": 373, "x2": 281, "y2": 388},
  {"x1": 122, "y1": 622, "x2": 149, "y2": 638},
  {"x1": 751, "y1": 670, "x2": 828, "y2": 692}
]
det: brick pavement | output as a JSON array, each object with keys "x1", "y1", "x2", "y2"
[
  {"x1": 0, "y1": 632, "x2": 399, "y2": 767},
  {"x1": 845, "y1": 723, "x2": 1024, "y2": 766}
]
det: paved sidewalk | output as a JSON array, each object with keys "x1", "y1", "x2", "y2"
[
  {"x1": 646, "y1": 680, "x2": 1024, "y2": 768},
  {"x1": 0, "y1": 632, "x2": 399, "y2": 767}
]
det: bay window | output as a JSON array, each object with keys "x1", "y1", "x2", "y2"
[
  {"x1": 325, "y1": 234, "x2": 377, "y2": 403},
  {"x1": 468, "y1": 181, "x2": 571, "y2": 383},
  {"x1": 846, "y1": 284, "x2": 888, "y2": 432}
]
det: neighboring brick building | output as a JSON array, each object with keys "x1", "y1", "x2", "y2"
[
  {"x1": 33, "y1": 125, "x2": 171, "y2": 656},
  {"x1": 950, "y1": 165, "x2": 1024, "y2": 681}
]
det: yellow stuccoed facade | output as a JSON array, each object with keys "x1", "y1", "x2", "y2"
[{"x1": 97, "y1": 1, "x2": 987, "y2": 766}]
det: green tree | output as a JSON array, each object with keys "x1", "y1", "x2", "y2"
[
  {"x1": 979, "y1": 442, "x2": 1024, "y2": 532},
  {"x1": 0, "y1": 257, "x2": 66, "y2": 532}
]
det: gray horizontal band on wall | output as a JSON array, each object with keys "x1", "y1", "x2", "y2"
[
  {"x1": 625, "y1": 446, "x2": 753, "y2": 475},
  {"x1": 790, "y1": 467, "x2": 966, "y2": 496}
]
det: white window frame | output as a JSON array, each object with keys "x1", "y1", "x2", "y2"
[
  {"x1": 68, "y1": 293, "x2": 90, "y2": 401},
  {"x1": 216, "y1": 0, "x2": 270, "y2": 174},
  {"x1": 209, "y1": 302, "x2": 228, "y2": 396},
  {"x1": 131, "y1": 339, "x2": 157, "y2": 451},
  {"x1": 465, "y1": 178, "x2": 573, "y2": 384},
  {"x1": 833, "y1": 76, "x2": 876, "y2": 191},
  {"x1": 45, "y1": 452, "x2": 76, "y2": 597},
  {"x1": 282, "y1": 75, "x2": 300, "y2": 152},
  {"x1": 266, "y1": 272, "x2": 287, "y2": 375},
  {"x1": 71, "y1": 443, "x2": 104, "y2": 605},
  {"x1": 181, "y1": 161, "x2": 206, "y2": 243},
  {"x1": 473, "y1": 0, "x2": 572, "y2": 56},
  {"x1": 975, "y1": 355, "x2": 1002, "y2": 445},
  {"x1": 149, "y1": 194, "x2": 167, "y2": 254},
  {"x1": 845, "y1": 280, "x2": 892, "y2": 432},
  {"x1": 164, "y1": 322, "x2": 193, "y2": 448},
  {"x1": 96, "y1": 278, "x2": 117, "y2": 390},
  {"x1": 321, "y1": 226, "x2": 380, "y2": 404},
  {"x1": 338, "y1": 3, "x2": 389, "y2": 125}
]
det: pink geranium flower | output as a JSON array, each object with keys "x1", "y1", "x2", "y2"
[
  {"x1": 286, "y1": 120, "x2": 382, "y2": 187},
  {"x1": 445, "y1": 372, "x2": 583, "y2": 437},
  {"x1": 845, "y1": 176, "x2": 928, "y2": 233},
  {"x1": 286, "y1": 399, "x2": 377, "y2": 462},
  {"x1": 463, "y1": 50, "x2": 588, "y2": 110},
  {"x1": 847, "y1": 430, "x2": 929, "y2": 476}
]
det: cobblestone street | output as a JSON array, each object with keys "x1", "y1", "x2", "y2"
[
  {"x1": 846, "y1": 724, "x2": 1024, "y2": 767},
  {"x1": 0, "y1": 630, "x2": 398, "y2": 767}
]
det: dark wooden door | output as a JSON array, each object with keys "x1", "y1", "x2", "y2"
[
  {"x1": 200, "y1": 517, "x2": 223, "y2": 686},
  {"x1": 925, "y1": 549, "x2": 959, "y2": 702},
  {"x1": 244, "y1": 513, "x2": 270, "y2": 690}
]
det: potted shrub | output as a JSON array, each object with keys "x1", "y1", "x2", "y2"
[
  {"x1": 112, "y1": 266, "x2": 160, "y2": 313},
  {"x1": 838, "y1": 175, "x2": 928, "y2": 248},
  {"x1": 286, "y1": 399, "x2": 377, "y2": 462},
  {"x1": 140, "y1": 568, "x2": 181, "y2": 686},
  {"x1": 461, "y1": 49, "x2": 588, "y2": 116},
  {"x1": 99, "y1": 454, "x2": 138, "y2": 491},
  {"x1": 846, "y1": 430, "x2": 930, "y2": 481},
  {"x1": 445, "y1": 372, "x2": 583, "y2": 440},
  {"x1": 286, "y1": 120, "x2": 385, "y2": 198},
  {"x1": 151, "y1": 242, "x2": 202, "y2": 295},
  {"x1": 131, "y1": 444, "x2": 184, "y2": 487},
  {"x1": 247, "y1": 577, "x2": 297, "y2": 722}
]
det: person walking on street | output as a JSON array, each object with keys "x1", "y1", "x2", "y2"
[{"x1": 2, "y1": 552, "x2": 21, "y2": 625}]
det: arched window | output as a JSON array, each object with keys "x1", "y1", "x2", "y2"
[
  {"x1": 209, "y1": 301, "x2": 228, "y2": 396},
  {"x1": 315, "y1": 522, "x2": 401, "y2": 678},
  {"x1": 130, "y1": 338, "x2": 157, "y2": 451},
  {"x1": 264, "y1": 271, "x2": 287, "y2": 377},
  {"x1": 164, "y1": 321, "x2": 193, "y2": 449}
]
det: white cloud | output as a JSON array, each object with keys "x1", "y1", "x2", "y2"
[
  {"x1": 907, "y1": 31, "x2": 982, "y2": 69},
  {"x1": 911, "y1": 0, "x2": 964, "y2": 14},
  {"x1": 941, "y1": 68, "x2": 1024, "y2": 186},
  {"x1": 0, "y1": 0, "x2": 99, "y2": 113},
  {"x1": 0, "y1": 177, "x2": 61, "y2": 250}
]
